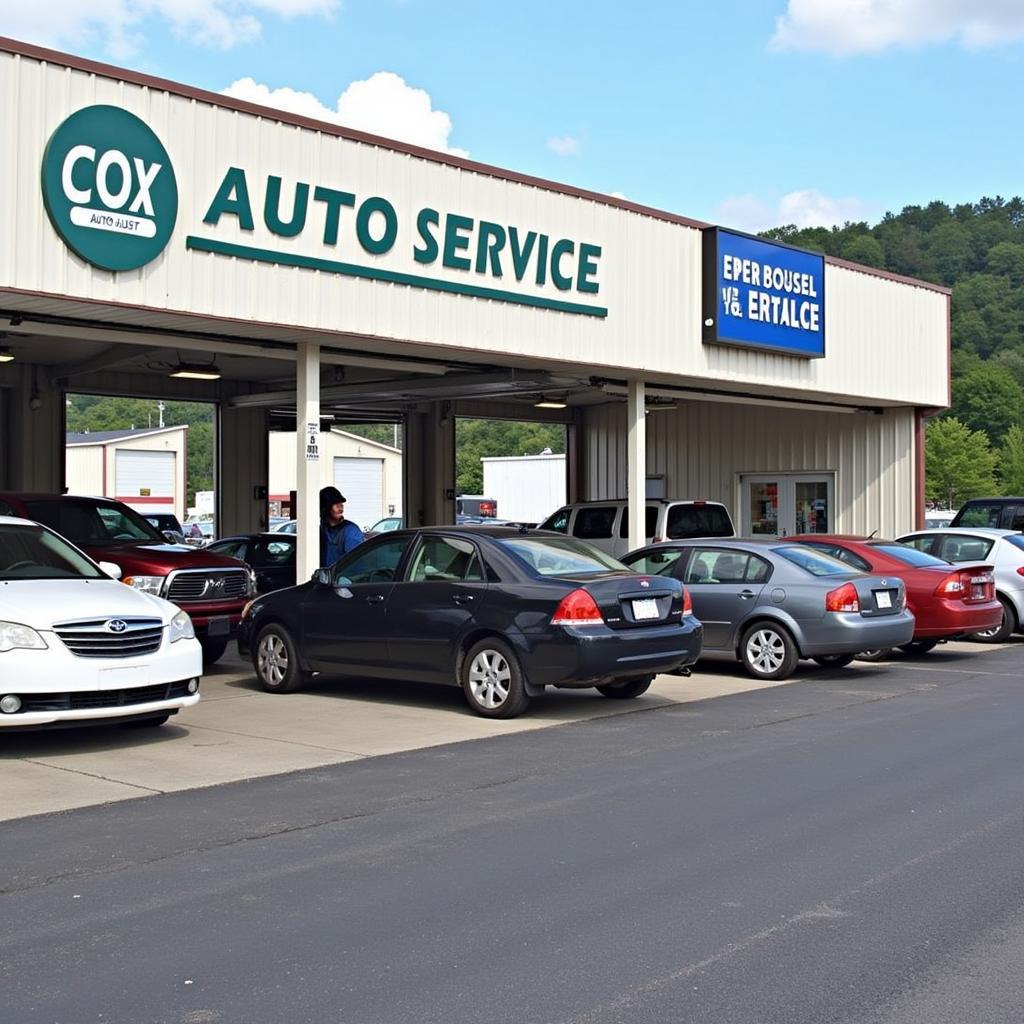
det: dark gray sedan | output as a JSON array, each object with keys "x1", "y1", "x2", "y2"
[{"x1": 622, "y1": 538, "x2": 915, "y2": 680}]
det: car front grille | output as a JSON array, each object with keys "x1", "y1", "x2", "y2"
[
  {"x1": 18, "y1": 680, "x2": 196, "y2": 713},
  {"x1": 165, "y1": 569, "x2": 251, "y2": 603},
  {"x1": 53, "y1": 618, "x2": 164, "y2": 658}
]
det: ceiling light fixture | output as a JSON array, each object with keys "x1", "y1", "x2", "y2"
[
  {"x1": 534, "y1": 394, "x2": 568, "y2": 409},
  {"x1": 0, "y1": 346, "x2": 14, "y2": 364},
  {"x1": 169, "y1": 360, "x2": 221, "y2": 381}
]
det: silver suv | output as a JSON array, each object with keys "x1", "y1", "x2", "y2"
[{"x1": 538, "y1": 499, "x2": 735, "y2": 558}]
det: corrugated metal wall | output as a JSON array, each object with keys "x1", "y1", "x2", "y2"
[{"x1": 581, "y1": 401, "x2": 917, "y2": 537}]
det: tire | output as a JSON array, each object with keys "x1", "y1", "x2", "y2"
[
  {"x1": 739, "y1": 622, "x2": 799, "y2": 680},
  {"x1": 812, "y1": 654, "x2": 856, "y2": 669},
  {"x1": 966, "y1": 598, "x2": 1016, "y2": 644},
  {"x1": 898, "y1": 639, "x2": 940, "y2": 655},
  {"x1": 122, "y1": 712, "x2": 171, "y2": 728},
  {"x1": 596, "y1": 675, "x2": 654, "y2": 699},
  {"x1": 855, "y1": 649, "x2": 892, "y2": 663},
  {"x1": 460, "y1": 638, "x2": 531, "y2": 719},
  {"x1": 199, "y1": 638, "x2": 228, "y2": 666},
  {"x1": 254, "y1": 624, "x2": 307, "y2": 693}
]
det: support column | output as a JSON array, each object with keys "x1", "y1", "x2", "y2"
[
  {"x1": 296, "y1": 342, "x2": 321, "y2": 581},
  {"x1": 626, "y1": 379, "x2": 646, "y2": 551}
]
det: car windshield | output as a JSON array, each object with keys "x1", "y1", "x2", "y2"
[
  {"x1": 0, "y1": 523, "x2": 104, "y2": 580},
  {"x1": 775, "y1": 545, "x2": 857, "y2": 577},
  {"x1": 870, "y1": 543, "x2": 949, "y2": 567},
  {"x1": 498, "y1": 536, "x2": 627, "y2": 576},
  {"x1": 24, "y1": 499, "x2": 165, "y2": 545}
]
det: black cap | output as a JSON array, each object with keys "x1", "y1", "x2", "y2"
[{"x1": 320, "y1": 485, "x2": 346, "y2": 513}]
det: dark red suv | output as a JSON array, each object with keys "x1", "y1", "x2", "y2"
[{"x1": 0, "y1": 493, "x2": 254, "y2": 664}]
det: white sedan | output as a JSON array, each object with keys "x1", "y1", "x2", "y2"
[{"x1": 0, "y1": 515, "x2": 202, "y2": 729}]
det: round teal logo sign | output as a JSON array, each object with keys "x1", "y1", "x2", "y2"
[{"x1": 41, "y1": 105, "x2": 178, "y2": 272}]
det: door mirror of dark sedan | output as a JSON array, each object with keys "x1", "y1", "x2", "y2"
[{"x1": 312, "y1": 568, "x2": 332, "y2": 586}]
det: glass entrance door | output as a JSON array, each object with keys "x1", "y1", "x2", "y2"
[{"x1": 740, "y1": 474, "x2": 834, "y2": 537}]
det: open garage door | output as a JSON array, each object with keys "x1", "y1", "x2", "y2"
[
  {"x1": 334, "y1": 456, "x2": 384, "y2": 530},
  {"x1": 116, "y1": 450, "x2": 176, "y2": 514}
]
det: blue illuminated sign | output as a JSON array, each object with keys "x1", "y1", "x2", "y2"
[{"x1": 702, "y1": 228, "x2": 825, "y2": 358}]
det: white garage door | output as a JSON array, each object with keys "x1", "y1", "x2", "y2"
[
  {"x1": 333, "y1": 457, "x2": 384, "y2": 531},
  {"x1": 115, "y1": 450, "x2": 176, "y2": 514}
]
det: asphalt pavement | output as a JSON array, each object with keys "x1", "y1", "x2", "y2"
[{"x1": 2, "y1": 640, "x2": 1023, "y2": 1024}]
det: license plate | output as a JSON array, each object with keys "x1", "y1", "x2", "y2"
[
  {"x1": 632, "y1": 598, "x2": 659, "y2": 620},
  {"x1": 207, "y1": 616, "x2": 230, "y2": 637},
  {"x1": 874, "y1": 590, "x2": 892, "y2": 609}
]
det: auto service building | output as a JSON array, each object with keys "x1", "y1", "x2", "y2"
[{"x1": 0, "y1": 37, "x2": 950, "y2": 580}]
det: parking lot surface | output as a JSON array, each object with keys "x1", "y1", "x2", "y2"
[{"x1": 2, "y1": 640, "x2": 1013, "y2": 821}]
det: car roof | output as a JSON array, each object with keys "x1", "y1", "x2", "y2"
[
  {"x1": 556, "y1": 498, "x2": 725, "y2": 507},
  {"x1": 0, "y1": 514, "x2": 38, "y2": 527},
  {"x1": 902, "y1": 527, "x2": 1019, "y2": 537},
  {"x1": 637, "y1": 536, "x2": 791, "y2": 549}
]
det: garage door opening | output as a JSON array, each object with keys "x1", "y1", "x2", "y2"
[
  {"x1": 65, "y1": 394, "x2": 215, "y2": 536},
  {"x1": 456, "y1": 417, "x2": 567, "y2": 526}
]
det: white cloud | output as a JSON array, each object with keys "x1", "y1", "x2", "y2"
[
  {"x1": 770, "y1": 0, "x2": 1024, "y2": 56},
  {"x1": 711, "y1": 188, "x2": 875, "y2": 232},
  {"x1": 547, "y1": 135, "x2": 581, "y2": 157},
  {"x1": 0, "y1": 0, "x2": 338, "y2": 56},
  {"x1": 222, "y1": 72, "x2": 468, "y2": 156}
]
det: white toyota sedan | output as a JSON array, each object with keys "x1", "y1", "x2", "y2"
[{"x1": 0, "y1": 515, "x2": 202, "y2": 730}]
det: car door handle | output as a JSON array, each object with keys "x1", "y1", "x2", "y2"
[
  {"x1": 366, "y1": 594, "x2": 385, "y2": 604},
  {"x1": 453, "y1": 594, "x2": 475, "y2": 605},
  {"x1": 739, "y1": 590, "x2": 756, "y2": 599}
]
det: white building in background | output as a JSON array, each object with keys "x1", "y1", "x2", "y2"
[
  {"x1": 482, "y1": 453, "x2": 567, "y2": 523},
  {"x1": 268, "y1": 429, "x2": 402, "y2": 530},
  {"x1": 65, "y1": 426, "x2": 188, "y2": 520}
]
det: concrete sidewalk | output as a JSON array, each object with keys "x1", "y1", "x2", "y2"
[{"x1": 2, "y1": 641, "x2": 1012, "y2": 821}]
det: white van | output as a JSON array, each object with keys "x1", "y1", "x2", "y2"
[{"x1": 537, "y1": 499, "x2": 736, "y2": 559}]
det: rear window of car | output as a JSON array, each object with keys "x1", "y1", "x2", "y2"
[
  {"x1": 498, "y1": 537, "x2": 626, "y2": 576},
  {"x1": 775, "y1": 545, "x2": 857, "y2": 577},
  {"x1": 1005, "y1": 535, "x2": 1024, "y2": 552},
  {"x1": 539, "y1": 508, "x2": 570, "y2": 533},
  {"x1": 870, "y1": 543, "x2": 949, "y2": 567},
  {"x1": 665, "y1": 504, "x2": 733, "y2": 539}
]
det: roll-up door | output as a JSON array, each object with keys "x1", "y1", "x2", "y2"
[
  {"x1": 115, "y1": 450, "x2": 176, "y2": 514},
  {"x1": 333, "y1": 457, "x2": 384, "y2": 531}
]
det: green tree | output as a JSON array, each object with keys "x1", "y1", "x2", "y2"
[
  {"x1": 455, "y1": 419, "x2": 566, "y2": 495},
  {"x1": 839, "y1": 234, "x2": 885, "y2": 268},
  {"x1": 998, "y1": 425, "x2": 1024, "y2": 494},
  {"x1": 926, "y1": 418, "x2": 998, "y2": 507},
  {"x1": 950, "y1": 364, "x2": 1024, "y2": 441}
]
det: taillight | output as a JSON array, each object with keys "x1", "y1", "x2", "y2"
[
  {"x1": 1017, "y1": 567, "x2": 1024, "y2": 578},
  {"x1": 551, "y1": 588, "x2": 604, "y2": 626},
  {"x1": 825, "y1": 581, "x2": 860, "y2": 612},
  {"x1": 683, "y1": 585, "x2": 692, "y2": 615},
  {"x1": 936, "y1": 570, "x2": 993, "y2": 601}
]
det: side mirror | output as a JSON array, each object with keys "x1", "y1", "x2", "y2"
[
  {"x1": 312, "y1": 568, "x2": 332, "y2": 586},
  {"x1": 98, "y1": 561, "x2": 122, "y2": 580}
]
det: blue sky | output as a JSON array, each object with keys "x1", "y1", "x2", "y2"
[{"x1": 3, "y1": 0, "x2": 1023, "y2": 232}]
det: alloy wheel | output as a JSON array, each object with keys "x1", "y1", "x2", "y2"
[
  {"x1": 467, "y1": 648, "x2": 511, "y2": 709},
  {"x1": 745, "y1": 629, "x2": 786, "y2": 674},
  {"x1": 257, "y1": 633, "x2": 289, "y2": 687}
]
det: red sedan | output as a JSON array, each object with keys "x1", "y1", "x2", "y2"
[{"x1": 790, "y1": 535, "x2": 1001, "y2": 656}]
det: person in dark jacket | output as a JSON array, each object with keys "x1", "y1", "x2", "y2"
[{"x1": 319, "y1": 486, "x2": 363, "y2": 566}]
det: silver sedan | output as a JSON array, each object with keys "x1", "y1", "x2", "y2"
[
  {"x1": 622, "y1": 538, "x2": 916, "y2": 680},
  {"x1": 896, "y1": 527, "x2": 1024, "y2": 643}
]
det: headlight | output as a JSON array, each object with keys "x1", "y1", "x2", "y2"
[
  {"x1": 123, "y1": 575, "x2": 165, "y2": 596},
  {"x1": 0, "y1": 621, "x2": 48, "y2": 653},
  {"x1": 169, "y1": 610, "x2": 195, "y2": 643}
]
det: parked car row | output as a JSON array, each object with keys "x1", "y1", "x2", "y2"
[{"x1": 2, "y1": 488, "x2": 1021, "y2": 730}]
